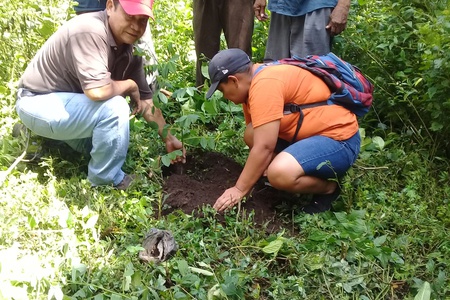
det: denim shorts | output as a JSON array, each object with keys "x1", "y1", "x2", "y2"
[{"x1": 282, "y1": 131, "x2": 361, "y2": 180}]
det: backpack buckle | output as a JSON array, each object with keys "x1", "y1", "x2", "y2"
[{"x1": 284, "y1": 103, "x2": 302, "y2": 114}]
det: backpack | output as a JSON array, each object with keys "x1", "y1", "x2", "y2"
[{"x1": 254, "y1": 52, "x2": 374, "y2": 143}]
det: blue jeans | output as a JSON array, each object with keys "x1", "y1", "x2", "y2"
[
  {"x1": 283, "y1": 131, "x2": 361, "y2": 180},
  {"x1": 16, "y1": 89, "x2": 130, "y2": 186}
]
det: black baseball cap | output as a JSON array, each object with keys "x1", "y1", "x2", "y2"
[{"x1": 205, "y1": 48, "x2": 251, "y2": 99}]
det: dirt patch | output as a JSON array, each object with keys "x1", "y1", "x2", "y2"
[{"x1": 162, "y1": 150, "x2": 307, "y2": 232}]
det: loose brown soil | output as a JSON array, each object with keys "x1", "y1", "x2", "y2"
[{"x1": 162, "y1": 150, "x2": 309, "y2": 232}]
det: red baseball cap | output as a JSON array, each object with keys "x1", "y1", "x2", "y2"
[{"x1": 119, "y1": 0, "x2": 154, "y2": 19}]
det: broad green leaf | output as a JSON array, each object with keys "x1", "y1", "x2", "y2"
[
  {"x1": 391, "y1": 252, "x2": 405, "y2": 264},
  {"x1": 158, "y1": 91, "x2": 168, "y2": 104},
  {"x1": 372, "y1": 136, "x2": 385, "y2": 150},
  {"x1": 27, "y1": 214, "x2": 37, "y2": 229},
  {"x1": 201, "y1": 64, "x2": 210, "y2": 79},
  {"x1": 84, "y1": 214, "x2": 99, "y2": 229},
  {"x1": 360, "y1": 137, "x2": 372, "y2": 151},
  {"x1": 162, "y1": 125, "x2": 170, "y2": 140},
  {"x1": 123, "y1": 275, "x2": 131, "y2": 291},
  {"x1": 186, "y1": 87, "x2": 195, "y2": 96},
  {"x1": 334, "y1": 212, "x2": 348, "y2": 223},
  {"x1": 202, "y1": 100, "x2": 218, "y2": 115},
  {"x1": 200, "y1": 137, "x2": 208, "y2": 149},
  {"x1": 0, "y1": 85, "x2": 7, "y2": 95},
  {"x1": 218, "y1": 251, "x2": 229, "y2": 259},
  {"x1": 364, "y1": 247, "x2": 381, "y2": 256},
  {"x1": 208, "y1": 283, "x2": 223, "y2": 300},
  {"x1": 197, "y1": 261, "x2": 212, "y2": 269},
  {"x1": 175, "y1": 88, "x2": 186, "y2": 98},
  {"x1": 124, "y1": 262, "x2": 134, "y2": 276},
  {"x1": 147, "y1": 120, "x2": 159, "y2": 131},
  {"x1": 207, "y1": 138, "x2": 215, "y2": 149},
  {"x1": 48, "y1": 285, "x2": 63, "y2": 300},
  {"x1": 414, "y1": 281, "x2": 431, "y2": 300},
  {"x1": 309, "y1": 230, "x2": 329, "y2": 242},
  {"x1": 348, "y1": 210, "x2": 366, "y2": 219},
  {"x1": 181, "y1": 273, "x2": 201, "y2": 285},
  {"x1": 132, "y1": 270, "x2": 142, "y2": 288},
  {"x1": 177, "y1": 259, "x2": 189, "y2": 276},
  {"x1": 179, "y1": 114, "x2": 199, "y2": 128},
  {"x1": 430, "y1": 122, "x2": 444, "y2": 131},
  {"x1": 161, "y1": 155, "x2": 171, "y2": 167},
  {"x1": 262, "y1": 239, "x2": 283, "y2": 254},
  {"x1": 174, "y1": 291, "x2": 187, "y2": 299},
  {"x1": 188, "y1": 267, "x2": 214, "y2": 276},
  {"x1": 72, "y1": 263, "x2": 87, "y2": 281},
  {"x1": 132, "y1": 119, "x2": 145, "y2": 130},
  {"x1": 94, "y1": 294, "x2": 104, "y2": 300},
  {"x1": 359, "y1": 127, "x2": 366, "y2": 140},
  {"x1": 37, "y1": 18, "x2": 56, "y2": 38}
]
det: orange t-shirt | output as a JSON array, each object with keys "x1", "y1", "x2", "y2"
[{"x1": 243, "y1": 63, "x2": 359, "y2": 142}]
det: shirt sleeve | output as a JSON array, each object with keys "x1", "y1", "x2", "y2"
[
  {"x1": 68, "y1": 31, "x2": 112, "y2": 91},
  {"x1": 248, "y1": 77, "x2": 285, "y2": 128}
]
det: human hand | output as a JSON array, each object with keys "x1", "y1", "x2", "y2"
[
  {"x1": 326, "y1": 5, "x2": 349, "y2": 36},
  {"x1": 213, "y1": 186, "x2": 246, "y2": 212},
  {"x1": 253, "y1": 0, "x2": 268, "y2": 21},
  {"x1": 129, "y1": 82, "x2": 142, "y2": 115},
  {"x1": 165, "y1": 135, "x2": 186, "y2": 164},
  {"x1": 131, "y1": 98, "x2": 143, "y2": 115}
]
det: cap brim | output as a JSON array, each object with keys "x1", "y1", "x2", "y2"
[
  {"x1": 120, "y1": 2, "x2": 154, "y2": 19},
  {"x1": 205, "y1": 81, "x2": 220, "y2": 99}
]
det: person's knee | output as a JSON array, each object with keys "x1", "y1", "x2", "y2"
[
  {"x1": 102, "y1": 96, "x2": 130, "y2": 119},
  {"x1": 266, "y1": 153, "x2": 303, "y2": 190},
  {"x1": 267, "y1": 164, "x2": 292, "y2": 190}
]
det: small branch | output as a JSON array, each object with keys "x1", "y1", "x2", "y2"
[
  {"x1": 0, "y1": 150, "x2": 27, "y2": 186},
  {"x1": 354, "y1": 165, "x2": 389, "y2": 170},
  {"x1": 160, "y1": 88, "x2": 172, "y2": 97},
  {"x1": 322, "y1": 270, "x2": 335, "y2": 300}
]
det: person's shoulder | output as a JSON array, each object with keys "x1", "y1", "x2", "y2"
[
  {"x1": 254, "y1": 63, "x2": 294, "y2": 80},
  {"x1": 69, "y1": 11, "x2": 107, "y2": 37}
]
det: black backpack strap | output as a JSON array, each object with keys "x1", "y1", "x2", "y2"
[
  {"x1": 284, "y1": 101, "x2": 328, "y2": 143},
  {"x1": 256, "y1": 61, "x2": 335, "y2": 143}
]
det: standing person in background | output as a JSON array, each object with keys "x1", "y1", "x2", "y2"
[
  {"x1": 16, "y1": 0, "x2": 185, "y2": 190},
  {"x1": 253, "y1": 0, "x2": 350, "y2": 61},
  {"x1": 73, "y1": 0, "x2": 107, "y2": 14},
  {"x1": 74, "y1": 0, "x2": 159, "y2": 91},
  {"x1": 193, "y1": 0, "x2": 255, "y2": 89}
]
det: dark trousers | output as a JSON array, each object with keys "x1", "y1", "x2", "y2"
[{"x1": 193, "y1": 0, "x2": 254, "y2": 87}]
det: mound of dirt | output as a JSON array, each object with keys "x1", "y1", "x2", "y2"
[{"x1": 162, "y1": 150, "x2": 305, "y2": 232}]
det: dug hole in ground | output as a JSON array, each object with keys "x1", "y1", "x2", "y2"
[{"x1": 162, "y1": 149, "x2": 315, "y2": 232}]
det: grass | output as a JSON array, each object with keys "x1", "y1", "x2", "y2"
[
  {"x1": 0, "y1": 0, "x2": 449, "y2": 299},
  {"x1": 1, "y1": 121, "x2": 449, "y2": 299}
]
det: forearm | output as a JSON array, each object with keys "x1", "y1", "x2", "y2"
[
  {"x1": 235, "y1": 145, "x2": 273, "y2": 194},
  {"x1": 84, "y1": 79, "x2": 139, "y2": 101},
  {"x1": 336, "y1": 0, "x2": 350, "y2": 9},
  {"x1": 141, "y1": 99, "x2": 171, "y2": 141}
]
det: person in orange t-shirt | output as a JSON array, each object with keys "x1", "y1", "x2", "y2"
[{"x1": 205, "y1": 48, "x2": 360, "y2": 214}]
